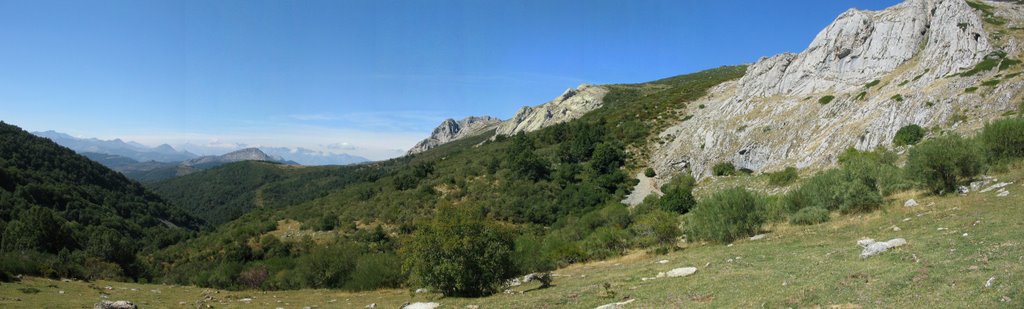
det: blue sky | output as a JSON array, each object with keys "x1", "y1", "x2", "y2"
[{"x1": 0, "y1": 0, "x2": 900, "y2": 160}]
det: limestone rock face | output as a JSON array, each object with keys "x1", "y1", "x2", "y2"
[
  {"x1": 738, "y1": 0, "x2": 989, "y2": 98},
  {"x1": 650, "y1": 0, "x2": 1023, "y2": 182},
  {"x1": 407, "y1": 116, "x2": 501, "y2": 155},
  {"x1": 495, "y1": 84, "x2": 609, "y2": 136}
]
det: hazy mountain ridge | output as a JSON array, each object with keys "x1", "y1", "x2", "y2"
[{"x1": 32, "y1": 130, "x2": 197, "y2": 162}]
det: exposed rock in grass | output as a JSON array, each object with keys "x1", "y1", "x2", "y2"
[
  {"x1": 595, "y1": 298, "x2": 635, "y2": 309},
  {"x1": 93, "y1": 301, "x2": 137, "y2": 309},
  {"x1": 858, "y1": 238, "x2": 907, "y2": 258},
  {"x1": 402, "y1": 302, "x2": 440, "y2": 309},
  {"x1": 665, "y1": 267, "x2": 698, "y2": 278},
  {"x1": 750, "y1": 234, "x2": 768, "y2": 240},
  {"x1": 905, "y1": 199, "x2": 919, "y2": 207},
  {"x1": 981, "y1": 182, "x2": 1013, "y2": 193}
]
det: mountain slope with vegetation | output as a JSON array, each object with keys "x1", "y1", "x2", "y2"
[{"x1": 0, "y1": 122, "x2": 202, "y2": 281}]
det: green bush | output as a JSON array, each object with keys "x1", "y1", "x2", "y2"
[
  {"x1": 712, "y1": 162, "x2": 736, "y2": 176},
  {"x1": 789, "y1": 207, "x2": 830, "y2": 225},
  {"x1": 782, "y1": 169, "x2": 846, "y2": 213},
  {"x1": 766, "y1": 167, "x2": 798, "y2": 186},
  {"x1": 818, "y1": 95, "x2": 835, "y2": 105},
  {"x1": 893, "y1": 124, "x2": 925, "y2": 146},
  {"x1": 688, "y1": 187, "x2": 764, "y2": 243},
  {"x1": 581, "y1": 226, "x2": 630, "y2": 260},
  {"x1": 658, "y1": 174, "x2": 696, "y2": 214},
  {"x1": 978, "y1": 118, "x2": 1024, "y2": 162},
  {"x1": 345, "y1": 253, "x2": 405, "y2": 291},
  {"x1": 839, "y1": 181, "x2": 883, "y2": 214},
  {"x1": 630, "y1": 210, "x2": 680, "y2": 248},
  {"x1": 891, "y1": 94, "x2": 904, "y2": 102},
  {"x1": 644, "y1": 167, "x2": 656, "y2": 178},
  {"x1": 865, "y1": 80, "x2": 881, "y2": 88},
  {"x1": 405, "y1": 205, "x2": 516, "y2": 297},
  {"x1": 906, "y1": 134, "x2": 984, "y2": 194}
]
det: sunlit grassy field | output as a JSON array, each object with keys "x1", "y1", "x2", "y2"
[{"x1": 3, "y1": 168, "x2": 1022, "y2": 308}]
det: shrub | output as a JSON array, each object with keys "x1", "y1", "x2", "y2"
[
  {"x1": 712, "y1": 162, "x2": 736, "y2": 176},
  {"x1": 405, "y1": 205, "x2": 516, "y2": 297},
  {"x1": 789, "y1": 207, "x2": 830, "y2": 225},
  {"x1": 978, "y1": 118, "x2": 1024, "y2": 161},
  {"x1": 688, "y1": 187, "x2": 764, "y2": 243},
  {"x1": 345, "y1": 253, "x2": 405, "y2": 291},
  {"x1": 644, "y1": 167, "x2": 656, "y2": 178},
  {"x1": 893, "y1": 124, "x2": 925, "y2": 146},
  {"x1": 965, "y1": 87, "x2": 978, "y2": 93},
  {"x1": 906, "y1": 134, "x2": 984, "y2": 194},
  {"x1": 658, "y1": 174, "x2": 696, "y2": 214},
  {"x1": 766, "y1": 167, "x2": 798, "y2": 186},
  {"x1": 630, "y1": 210, "x2": 681, "y2": 248},
  {"x1": 839, "y1": 181, "x2": 883, "y2": 214},
  {"x1": 237, "y1": 265, "x2": 269, "y2": 290},
  {"x1": 581, "y1": 226, "x2": 630, "y2": 260},
  {"x1": 818, "y1": 95, "x2": 835, "y2": 105},
  {"x1": 782, "y1": 169, "x2": 846, "y2": 213},
  {"x1": 891, "y1": 94, "x2": 904, "y2": 102},
  {"x1": 865, "y1": 80, "x2": 881, "y2": 88}
]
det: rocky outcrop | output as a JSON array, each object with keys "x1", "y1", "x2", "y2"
[
  {"x1": 495, "y1": 84, "x2": 609, "y2": 136},
  {"x1": 407, "y1": 116, "x2": 501, "y2": 155},
  {"x1": 737, "y1": 0, "x2": 989, "y2": 98},
  {"x1": 650, "y1": 0, "x2": 1023, "y2": 181}
]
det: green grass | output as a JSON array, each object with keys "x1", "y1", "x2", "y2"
[
  {"x1": 818, "y1": 95, "x2": 835, "y2": 105},
  {"x1": 982, "y1": 79, "x2": 1001, "y2": 87},
  {"x1": 854, "y1": 91, "x2": 867, "y2": 101},
  {"x1": 865, "y1": 80, "x2": 881, "y2": 88},
  {"x1": 7, "y1": 167, "x2": 1024, "y2": 308},
  {"x1": 966, "y1": 87, "x2": 979, "y2": 93},
  {"x1": 891, "y1": 94, "x2": 904, "y2": 102}
]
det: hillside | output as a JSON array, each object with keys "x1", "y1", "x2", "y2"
[
  {"x1": 0, "y1": 121, "x2": 202, "y2": 280},
  {"x1": 3, "y1": 165, "x2": 1021, "y2": 308}
]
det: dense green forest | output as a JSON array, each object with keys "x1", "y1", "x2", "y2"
[{"x1": 0, "y1": 122, "x2": 202, "y2": 281}]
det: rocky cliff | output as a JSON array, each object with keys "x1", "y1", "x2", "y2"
[
  {"x1": 407, "y1": 116, "x2": 502, "y2": 155},
  {"x1": 495, "y1": 84, "x2": 609, "y2": 136},
  {"x1": 649, "y1": 0, "x2": 1024, "y2": 182}
]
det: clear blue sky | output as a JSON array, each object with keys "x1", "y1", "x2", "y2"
[{"x1": 0, "y1": 0, "x2": 901, "y2": 160}]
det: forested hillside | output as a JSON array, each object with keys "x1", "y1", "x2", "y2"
[
  {"x1": 144, "y1": 66, "x2": 747, "y2": 291},
  {"x1": 0, "y1": 122, "x2": 202, "y2": 280}
]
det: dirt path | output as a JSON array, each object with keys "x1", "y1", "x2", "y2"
[{"x1": 622, "y1": 172, "x2": 661, "y2": 206}]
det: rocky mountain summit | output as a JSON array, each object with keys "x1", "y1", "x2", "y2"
[
  {"x1": 495, "y1": 84, "x2": 609, "y2": 136},
  {"x1": 407, "y1": 84, "x2": 609, "y2": 154},
  {"x1": 648, "y1": 0, "x2": 1024, "y2": 182},
  {"x1": 408, "y1": 116, "x2": 501, "y2": 154}
]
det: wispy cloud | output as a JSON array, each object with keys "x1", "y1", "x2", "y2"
[{"x1": 287, "y1": 110, "x2": 449, "y2": 132}]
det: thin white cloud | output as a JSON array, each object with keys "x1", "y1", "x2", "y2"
[{"x1": 287, "y1": 111, "x2": 448, "y2": 132}]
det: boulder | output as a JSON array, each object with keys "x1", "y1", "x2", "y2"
[
  {"x1": 904, "y1": 199, "x2": 918, "y2": 207},
  {"x1": 858, "y1": 238, "x2": 907, "y2": 258},
  {"x1": 750, "y1": 234, "x2": 768, "y2": 240},
  {"x1": 93, "y1": 301, "x2": 137, "y2": 309},
  {"x1": 665, "y1": 267, "x2": 698, "y2": 278},
  {"x1": 402, "y1": 302, "x2": 440, "y2": 309}
]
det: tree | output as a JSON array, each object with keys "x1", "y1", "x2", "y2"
[
  {"x1": 906, "y1": 134, "x2": 984, "y2": 194},
  {"x1": 978, "y1": 118, "x2": 1024, "y2": 161},
  {"x1": 658, "y1": 175, "x2": 696, "y2": 214},
  {"x1": 630, "y1": 210, "x2": 681, "y2": 248},
  {"x1": 405, "y1": 205, "x2": 517, "y2": 297},
  {"x1": 589, "y1": 143, "x2": 625, "y2": 174},
  {"x1": 893, "y1": 124, "x2": 925, "y2": 146}
]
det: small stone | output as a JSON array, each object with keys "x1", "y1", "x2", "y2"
[
  {"x1": 59, "y1": 290, "x2": 64, "y2": 294},
  {"x1": 465, "y1": 305, "x2": 480, "y2": 309},
  {"x1": 658, "y1": 259, "x2": 669, "y2": 264},
  {"x1": 997, "y1": 191, "x2": 1009, "y2": 197},
  {"x1": 904, "y1": 199, "x2": 919, "y2": 207},
  {"x1": 594, "y1": 298, "x2": 635, "y2": 309},
  {"x1": 1002, "y1": 296, "x2": 1012, "y2": 302},
  {"x1": 963, "y1": 233, "x2": 969, "y2": 237},
  {"x1": 402, "y1": 302, "x2": 441, "y2": 309},
  {"x1": 750, "y1": 234, "x2": 767, "y2": 240},
  {"x1": 414, "y1": 288, "x2": 429, "y2": 294},
  {"x1": 727, "y1": 244, "x2": 733, "y2": 247},
  {"x1": 986, "y1": 277, "x2": 996, "y2": 288},
  {"x1": 893, "y1": 226, "x2": 902, "y2": 232}
]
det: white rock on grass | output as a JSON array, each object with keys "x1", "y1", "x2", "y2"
[
  {"x1": 750, "y1": 234, "x2": 767, "y2": 240},
  {"x1": 997, "y1": 191, "x2": 1009, "y2": 197},
  {"x1": 904, "y1": 199, "x2": 919, "y2": 207},
  {"x1": 981, "y1": 182, "x2": 1013, "y2": 193},
  {"x1": 665, "y1": 267, "x2": 698, "y2": 278},
  {"x1": 858, "y1": 238, "x2": 907, "y2": 258},
  {"x1": 402, "y1": 302, "x2": 441, "y2": 309},
  {"x1": 595, "y1": 298, "x2": 635, "y2": 309},
  {"x1": 986, "y1": 277, "x2": 996, "y2": 288}
]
